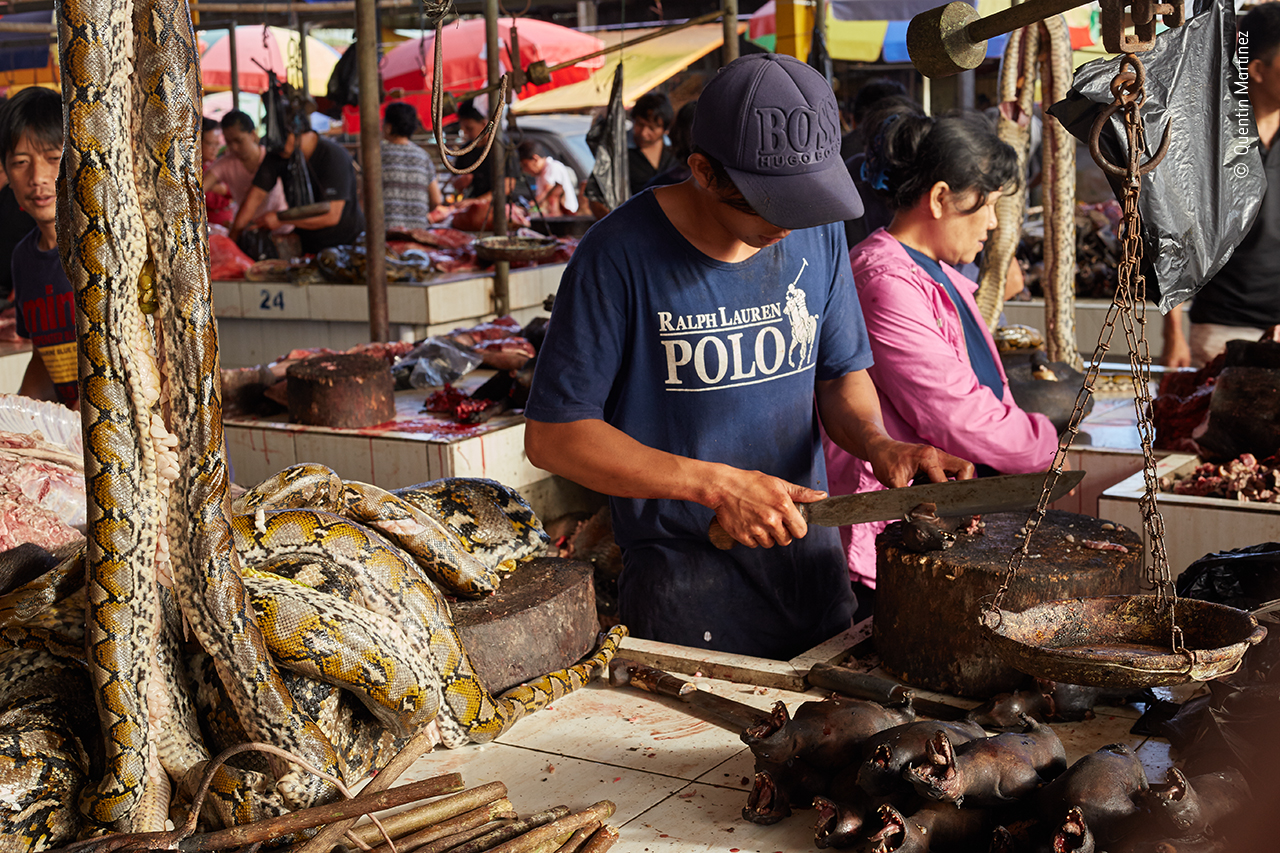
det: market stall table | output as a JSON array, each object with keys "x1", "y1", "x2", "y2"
[
  {"x1": 222, "y1": 373, "x2": 597, "y2": 521},
  {"x1": 0, "y1": 340, "x2": 31, "y2": 395},
  {"x1": 211, "y1": 263, "x2": 566, "y2": 369}
]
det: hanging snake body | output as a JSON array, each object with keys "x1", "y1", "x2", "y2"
[
  {"x1": 976, "y1": 15, "x2": 1080, "y2": 371},
  {"x1": 0, "y1": 0, "x2": 626, "y2": 845}
]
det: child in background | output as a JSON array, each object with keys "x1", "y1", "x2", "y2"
[{"x1": 517, "y1": 140, "x2": 579, "y2": 216}]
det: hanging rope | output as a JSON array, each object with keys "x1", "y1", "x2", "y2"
[{"x1": 431, "y1": 16, "x2": 509, "y2": 174}]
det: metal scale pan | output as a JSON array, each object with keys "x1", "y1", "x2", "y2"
[
  {"x1": 981, "y1": 595, "x2": 1266, "y2": 688},
  {"x1": 930, "y1": 5, "x2": 1266, "y2": 689}
]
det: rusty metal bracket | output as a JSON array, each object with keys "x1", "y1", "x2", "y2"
[{"x1": 1099, "y1": 0, "x2": 1185, "y2": 54}]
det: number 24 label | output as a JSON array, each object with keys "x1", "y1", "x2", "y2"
[{"x1": 259, "y1": 290, "x2": 286, "y2": 311}]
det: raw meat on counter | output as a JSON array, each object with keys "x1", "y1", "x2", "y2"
[
  {"x1": 387, "y1": 226, "x2": 473, "y2": 249},
  {"x1": 1162, "y1": 452, "x2": 1280, "y2": 502},
  {"x1": 0, "y1": 430, "x2": 85, "y2": 552},
  {"x1": 209, "y1": 233, "x2": 256, "y2": 280},
  {"x1": 0, "y1": 306, "x2": 19, "y2": 342}
]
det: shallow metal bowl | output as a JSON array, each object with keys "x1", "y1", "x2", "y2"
[
  {"x1": 981, "y1": 595, "x2": 1267, "y2": 687},
  {"x1": 474, "y1": 235, "x2": 559, "y2": 263}
]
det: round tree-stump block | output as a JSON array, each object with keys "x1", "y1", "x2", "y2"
[
  {"x1": 874, "y1": 510, "x2": 1143, "y2": 698},
  {"x1": 452, "y1": 558, "x2": 598, "y2": 695},
  {"x1": 286, "y1": 353, "x2": 395, "y2": 429}
]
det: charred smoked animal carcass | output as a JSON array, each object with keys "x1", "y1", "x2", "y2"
[
  {"x1": 742, "y1": 758, "x2": 834, "y2": 825},
  {"x1": 853, "y1": 802, "x2": 995, "y2": 853},
  {"x1": 906, "y1": 716, "x2": 1066, "y2": 807},
  {"x1": 742, "y1": 694, "x2": 916, "y2": 770},
  {"x1": 1036, "y1": 744, "x2": 1148, "y2": 847},
  {"x1": 1135, "y1": 767, "x2": 1251, "y2": 839},
  {"x1": 856, "y1": 720, "x2": 988, "y2": 796}
]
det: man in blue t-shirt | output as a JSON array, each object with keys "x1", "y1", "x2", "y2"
[
  {"x1": 525, "y1": 55, "x2": 974, "y2": 660},
  {"x1": 1, "y1": 88, "x2": 78, "y2": 408}
]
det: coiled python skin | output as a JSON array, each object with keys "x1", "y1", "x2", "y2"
[{"x1": 12, "y1": 0, "x2": 627, "y2": 842}]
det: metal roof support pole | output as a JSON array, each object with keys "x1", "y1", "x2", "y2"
[
  {"x1": 485, "y1": 0, "x2": 509, "y2": 317},
  {"x1": 356, "y1": 0, "x2": 389, "y2": 342}
]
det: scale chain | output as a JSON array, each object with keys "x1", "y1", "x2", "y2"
[{"x1": 988, "y1": 51, "x2": 1185, "y2": 658}]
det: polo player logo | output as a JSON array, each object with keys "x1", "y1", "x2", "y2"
[{"x1": 784, "y1": 259, "x2": 819, "y2": 368}]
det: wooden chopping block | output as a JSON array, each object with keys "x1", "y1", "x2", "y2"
[
  {"x1": 286, "y1": 353, "x2": 395, "y2": 429},
  {"x1": 874, "y1": 509, "x2": 1143, "y2": 698},
  {"x1": 451, "y1": 558, "x2": 599, "y2": 695}
]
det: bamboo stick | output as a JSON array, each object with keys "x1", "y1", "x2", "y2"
[
  {"x1": 549, "y1": 823, "x2": 597, "y2": 853},
  {"x1": 577, "y1": 826, "x2": 618, "y2": 853},
  {"x1": 293, "y1": 729, "x2": 441, "y2": 853},
  {"x1": 442, "y1": 807, "x2": 571, "y2": 853},
  {"x1": 180, "y1": 775, "x2": 463, "y2": 852},
  {"x1": 483, "y1": 803, "x2": 617, "y2": 853},
  {"x1": 348, "y1": 785, "x2": 508, "y2": 848},
  {"x1": 407, "y1": 819, "x2": 514, "y2": 853},
  {"x1": 366, "y1": 797, "x2": 515, "y2": 853}
]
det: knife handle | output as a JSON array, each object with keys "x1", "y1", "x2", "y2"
[{"x1": 707, "y1": 503, "x2": 811, "y2": 549}]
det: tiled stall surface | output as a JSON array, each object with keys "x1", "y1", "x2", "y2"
[
  {"x1": 1099, "y1": 453, "x2": 1280, "y2": 577},
  {"x1": 211, "y1": 265, "x2": 564, "y2": 369},
  {"x1": 1003, "y1": 299, "x2": 1189, "y2": 359},
  {"x1": 0, "y1": 341, "x2": 32, "y2": 395},
  {"x1": 391, "y1": 668, "x2": 1178, "y2": 853},
  {"x1": 224, "y1": 383, "x2": 543, "y2": 493}
]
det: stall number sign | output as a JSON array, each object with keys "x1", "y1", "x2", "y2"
[{"x1": 258, "y1": 289, "x2": 287, "y2": 311}]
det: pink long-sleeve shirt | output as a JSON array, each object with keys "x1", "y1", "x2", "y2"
[{"x1": 823, "y1": 228, "x2": 1058, "y2": 586}]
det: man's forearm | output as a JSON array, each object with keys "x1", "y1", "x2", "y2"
[
  {"x1": 525, "y1": 418, "x2": 725, "y2": 506},
  {"x1": 815, "y1": 370, "x2": 893, "y2": 462}
]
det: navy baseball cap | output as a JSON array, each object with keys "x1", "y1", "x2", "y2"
[{"x1": 692, "y1": 54, "x2": 863, "y2": 230}]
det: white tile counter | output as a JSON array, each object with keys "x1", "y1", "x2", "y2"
[
  {"x1": 213, "y1": 265, "x2": 566, "y2": 368},
  {"x1": 386, "y1": 637, "x2": 1175, "y2": 853},
  {"x1": 0, "y1": 340, "x2": 31, "y2": 395}
]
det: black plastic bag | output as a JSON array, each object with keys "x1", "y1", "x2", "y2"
[
  {"x1": 236, "y1": 228, "x2": 278, "y2": 262},
  {"x1": 323, "y1": 45, "x2": 360, "y2": 118},
  {"x1": 584, "y1": 63, "x2": 629, "y2": 211},
  {"x1": 1176, "y1": 541, "x2": 1280, "y2": 610},
  {"x1": 1048, "y1": 0, "x2": 1265, "y2": 312}
]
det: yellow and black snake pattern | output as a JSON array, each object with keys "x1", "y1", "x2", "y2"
[{"x1": 0, "y1": 0, "x2": 631, "y2": 843}]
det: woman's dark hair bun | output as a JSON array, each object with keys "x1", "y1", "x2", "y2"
[{"x1": 862, "y1": 108, "x2": 1018, "y2": 213}]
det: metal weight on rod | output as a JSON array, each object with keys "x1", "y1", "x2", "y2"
[{"x1": 907, "y1": 0, "x2": 1185, "y2": 77}]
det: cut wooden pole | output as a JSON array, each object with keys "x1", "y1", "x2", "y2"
[
  {"x1": 549, "y1": 824, "x2": 597, "y2": 853},
  {"x1": 577, "y1": 826, "x2": 618, "y2": 853},
  {"x1": 180, "y1": 775, "x2": 462, "y2": 852},
  {"x1": 483, "y1": 803, "x2": 617, "y2": 853},
  {"x1": 407, "y1": 819, "x2": 514, "y2": 853},
  {"x1": 292, "y1": 728, "x2": 440, "y2": 853},
  {"x1": 363, "y1": 794, "x2": 514, "y2": 853},
  {"x1": 443, "y1": 807, "x2": 570, "y2": 853},
  {"x1": 350, "y1": 786, "x2": 509, "y2": 848}
]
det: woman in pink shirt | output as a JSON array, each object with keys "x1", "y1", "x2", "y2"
[{"x1": 824, "y1": 111, "x2": 1059, "y2": 608}]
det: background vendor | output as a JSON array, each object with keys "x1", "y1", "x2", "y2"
[
  {"x1": 824, "y1": 111, "x2": 1058, "y2": 610},
  {"x1": 229, "y1": 121, "x2": 364, "y2": 255},
  {"x1": 525, "y1": 55, "x2": 973, "y2": 660},
  {"x1": 1, "y1": 88, "x2": 78, "y2": 408},
  {"x1": 1162, "y1": 4, "x2": 1280, "y2": 367}
]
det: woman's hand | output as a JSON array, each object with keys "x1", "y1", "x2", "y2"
[
  {"x1": 864, "y1": 434, "x2": 976, "y2": 489},
  {"x1": 257, "y1": 211, "x2": 281, "y2": 231}
]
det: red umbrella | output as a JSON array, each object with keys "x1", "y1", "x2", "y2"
[{"x1": 376, "y1": 17, "x2": 604, "y2": 127}]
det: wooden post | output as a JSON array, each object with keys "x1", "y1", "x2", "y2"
[
  {"x1": 722, "y1": 0, "x2": 738, "y2": 66},
  {"x1": 356, "y1": 0, "x2": 389, "y2": 342},
  {"x1": 298, "y1": 18, "x2": 310, "y2": 96},
  {"x1": 484, "y1": 0, "x2": 509, "y2": 316},
  {"x1": 229, "y1": 18, "x2": 240, "y2": 113}
]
